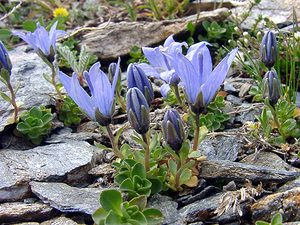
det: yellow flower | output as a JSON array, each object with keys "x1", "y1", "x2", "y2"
[{"x1": 53, "y1": 7, "x2": 69, "y2": 18}]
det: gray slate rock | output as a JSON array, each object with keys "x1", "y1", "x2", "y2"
[
  {"x1": 241, "y1": 151, "x2": 298, "y2": 172},
  {"x1": 200, "y1": 160, "x2": 300, "y2": 183},
  {"x1": 0, "y1": 202, "x2": 58, "y2": 223},
  {"x1": 80, "y1": 8, "x2": 229, "y2": 60},
  {"x1": 0, "y1": 141, "x2": 97, "y2": 202},
  {"x1": 179, "y1": 193, "x2": 244, "y2": 223},
  {"x1": 232, "y1": 0, "x2": 300, "y2": 30},
  {"x1": 278, "y1": 177, "x2": 300, "y2": 192},
  {"x1": 199, "y1": 132, "x2": 243, "y2": 161},
  {"x1": 30, "y1": 182, "x2": 102, "y2": 215},
  {"x1": 41, "y1": 216, "x2": 82, "y2": 225},
  {"x1": 251, "y1": 187, "x2": 300, "y2": 221},
  {"x1": 0, "y1": 46, "x2": 54, "y2": 132},
  {"x1": 148, "y1": 194, "x2": 181, "y2": 225}
]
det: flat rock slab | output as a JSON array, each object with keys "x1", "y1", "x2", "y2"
[
  {"x1": 41, "y1": 217, "x2": 83, "y2": 225},
  {"x1": 251, "y1": 187, "x2": 300, "y2": 221},
  {"x1": 200, "y1": 160, "x2": 300, "y2": 183},
  {"x1": 0, "y1": 46, "x2": 54, "y2": 132},
  {"x1": 178, "y1": 193, "x2": 243, "y2": 223},
  {"x1": 0, "y1": 202, "x2": 58, "y2": 223},
  {"x1": 148, "y1": 194, "x2": 181, "y2": 225},
  {"x1": 199, "y1": 131, "x2": 243, "y2": 161},
  {"x1": 232, "y1": 0, "x2": 300, "y2": 29},
  {"x1": 0, "y1": 141, "x2": 97, "y2": 202},
  {"x1": 30, "y1": 182, "x2": 103, "y2": 215},
  {"x1": 241, "y1": 151, "x2": 298, "y2": 172},
  {"x1": 80, "y1": 8, "x2": 229, "y2": 60}
]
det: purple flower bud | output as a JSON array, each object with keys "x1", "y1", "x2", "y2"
[
  {"x1": 126, "y1": 87, "x2": 150, "y2": 134},
  {"x1": 260, "y1": 31, "x2": 277, "y2": 69},
  {"x1": 262, "y1": 70, "x2": 281, "y2": 105},
  {"x1": 0, "y1": 41, "x2": 12, "y2": 75},
  {"x1": 127, "y1": 63, "x2": 154, "y2": 105},
  {"x1": 108, "y1": 62, "x2": 121, "y2": 84},
  {"x1": 162, "y1": 109, "x2": 185, "y2": 152}
]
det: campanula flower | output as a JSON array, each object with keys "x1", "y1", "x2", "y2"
[
  {"x1": 13, "y1": 21, "x2": 66, "y2": 63},
  {"x1": 260, "y1": 31, "x2": 277, "y2": 69},
  {"x1": 172, "y1": 43, "x2": 238, "y2": 114},
  {"x1": 59, "y1": 59, "x2": 120, "y2": 126},
  {"x1": 162, "y1": 109, "x2": 185, "y2": 152},
  {"x1": 126, "y1": 87, "x2": 150, "y2": 134},
  {"x1": 139, "y1": 35, "x2": 187, "y2": 97},
  {"x1": 127, "y1": 63, "x2": 154, "y2": 105},
  {"x1": 0, "y1": 41, "x2": 12, "y2": 75},
  {"x1": 262, "y1": 70, "x2": 281, "y2": 106}
]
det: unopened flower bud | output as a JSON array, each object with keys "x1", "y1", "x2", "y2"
[
  {"x1": 0, "y1": 41, "x2": 12, "y2": 75},
  {"x1": 162, "y1": 109, "x2": 185, "y2": 152},
  {"x1": 262, "y1": 70, "x2": 281, "y2": 106},
  {"x1": 108, "y1": 62, "x2": 121, "y2": 83},
  {"x1": 126, "y1": 87, "x2": 150, "y2": 134},
  {"x1": 260, "y1": 31, "x2": 277, "y2": 69},
  {"x1": 127, "y1": 63, "x2": 154, "y2": 105}
]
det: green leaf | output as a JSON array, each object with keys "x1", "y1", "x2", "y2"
[
  {"x1": 148, "y1": 178, "x2": 162, "y2": 194},
  {"x1": 22, "y1": 20, "x2": 37, "y2": 32},
  {"x1": 281, "y1": 119, "x2": 296, "y2": 135},
  {"x1": 0, "y1": 91, "x2": 11, "y2": 103},
  {"x1": 100, "y1": 190, "x2": 123, "y2": 216},
  {"x1": 271, "y1": 213, "x2": 283, "y2": 225},
  {"x1": 92, "y1": 208, "x2": 108, "y2": 225},
  {"x1": 131, "y1": 163, "x2": 146, "y2": 178},
  {"x1": 0, "y1": 29, "x2": 11, "y2": 40},
  {"x1": 105, "y1": 210, "x2": 124, "y2": 225},
  {"x1": 128, "y1": 195, "x2": 147, "y2": 210},
  {"x1": 129, "y1": 211, "x2": 147, "y2": 225},
  {"x1": 168, "y1": 159, "x2": 177, "y2": 177},
  {"x1": 179, "y1": 168, "x2": 192, "y2": 186},
  {"x1": 120, "y1": 178, "x2": 135, "y2": 191},
  {"x1": 179, "y1": 141, "x2": 189, "y2": 162},
  {"x1": 143, "y1": 208, "x2": 164, "y2": 225},
  {"x1": 255, "y1": 221, "x2": 270, "y2": 225}
]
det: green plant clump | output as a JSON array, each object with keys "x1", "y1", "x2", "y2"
[
  {"x1": 93, "y1": 189, "x2": 164, "y2": 225},
  {"x1": 16, "y1": 106, "x2": 53, "y2": 144},
  {"x1": 255, "y1": 212, "x2": 283, "y2": 225},
  {"x1": 59, "y1": 96, "x2": 83, "y2": 126}
]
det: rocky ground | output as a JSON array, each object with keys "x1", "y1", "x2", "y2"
[{"x1": 0, "y1": 0, "x2": 300, "y2": 224}]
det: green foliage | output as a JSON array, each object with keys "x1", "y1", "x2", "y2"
[
  {"x1": 128, "y1": 46, "x2": 148, "y2": 64},
  {"x1": 198, "y1": 20, "x2": 236, "y2": 48},
  {"x1": 162, "y1": 141, "x2": 200, "y2": 191},
  {"x1": 93, "y1": 189, "x2": 164, "y2": 225},
  {"x1": 187, "y1": 96, "x2": 230, "y2": 133},
  {"x1": 113, "y1": 159, "x2": 153, "y2": 199},
  {"x1": 258, "y1": 99, "x2": 300, "y2": 144},
  {"x1": 58, "y1": 96, "x2": 83, "y2": 126},
  {"x1": 57, "y1": 43, "x2": 97, "y2": 78},
  {"x1": 113, "y1": 159, "x2": 162, "y2": 198},
  {"x1": 17, "y1": 106, "x2": 53, "y2": 144},
  {"x1": 255, "y1": 213, "x2": 283, "y2": 225}
]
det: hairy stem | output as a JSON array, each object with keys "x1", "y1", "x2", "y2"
[
  {"x1": 50, "y1": 64, "x2": 62, "y2": 99},
  {"x1": 7, "y1": 81, "x2": 18, "y2": 122},
  {"x1": 106, "y1": 125, "x2": 123, "y2": 159},
  {"x1": 173, "y1": 84, "x2": 183, "y2": 107},
  {"x1": 142, "y1": 132, "x2": 150, "y2": 172},
  {"x1": 192, "y1": 113, "x2": 200, "y2": 151}
]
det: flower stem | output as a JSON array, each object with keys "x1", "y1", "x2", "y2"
[
  {"x1": 7, "y1": 81, "x2": 18, "y2": 123},
  {"x1": 174, "y1": 161, "x2": 182, "y2": 191},
  {"x1": 142, "y1": 132, "x2": 150, "y2": 172},
  {"x1": 50, "y1": 64, "x2": 62, "y2": 99},
  {"x1": 268, "y1": 103, "x2": 285, "y2": 141},
  {"x1": 192, "y1": 113, "x2": 200, "y2": 151},
  {"x1": 117, "y1": 92, "x2": 126, "y2": 112},
  {"x1": 105, "y1": 125, "x2": 123, "y2": 159},
  {"x1": 173, "y1": 84, "x2": 183, "y2": 106}
]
